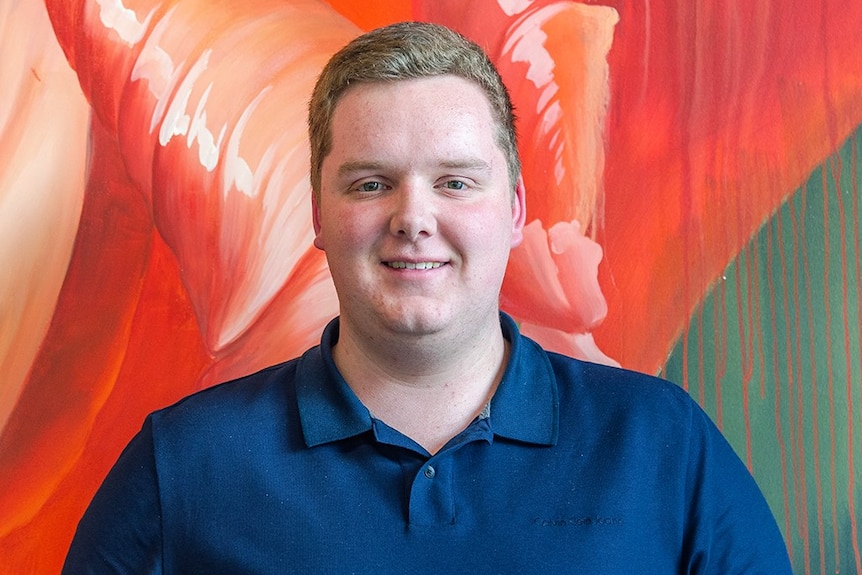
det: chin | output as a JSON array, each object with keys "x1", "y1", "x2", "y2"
[
  {"x1": 376, "y1": 305, "x2": 453, "y2": 337},
  {"x1": 384, "y1": 315, "x2": 447, "y2": 337}
]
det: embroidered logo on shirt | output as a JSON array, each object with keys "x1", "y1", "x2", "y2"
[{"x1": 531, "y1": 516, "x2": 624, "y2": 527}]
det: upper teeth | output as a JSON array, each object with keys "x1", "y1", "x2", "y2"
[{"x1": 387, "y1": 262, "x2": 442, "y2": 270}]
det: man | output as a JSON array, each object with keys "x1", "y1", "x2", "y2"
[{"x1": 64, "y1": 22, "x2": 792, "y2": 573}]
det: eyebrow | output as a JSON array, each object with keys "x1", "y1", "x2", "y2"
[
  {"x1": 337, "y1": 161, "x2": 385, "y2": 178},
  {"x1": 438, "y1": 159, "x2": 492, "y2": 174},
  {"x1": 336, "y1": 158, "x2": 492, "y2": 178}
]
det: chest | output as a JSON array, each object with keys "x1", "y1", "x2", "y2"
[{"x1": 159, "y1": 435, "x2": 687, "y2": 574}]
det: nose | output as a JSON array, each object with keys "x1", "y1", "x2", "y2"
[{"x1": 389, "y1": 182, "x2": 437, "y2": 241}]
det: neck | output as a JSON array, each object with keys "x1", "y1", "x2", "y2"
[{"x1": 332, "y1": 314, "x2": 508, "y2": 454}]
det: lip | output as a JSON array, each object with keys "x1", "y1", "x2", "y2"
[{"x1": 383, "y1": 261, "x2": 446, "y2": 270}]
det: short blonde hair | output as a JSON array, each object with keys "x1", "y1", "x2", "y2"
[{"x1": 308, "y1": 21, "x2": 520, "y2": 196}]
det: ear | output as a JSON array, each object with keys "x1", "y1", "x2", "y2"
[
  {"x1": 510, "y1": 175, "x2": 527, "y2": 248},
  {"x1": 312, "y1": 192, "x2": 325, "y2": 250}
]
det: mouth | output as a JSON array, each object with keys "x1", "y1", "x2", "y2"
[{"x1": 384, "y1": 261, "x2": 445, "y2": 270}]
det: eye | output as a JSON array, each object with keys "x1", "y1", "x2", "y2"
[
  {"x1": 442, "y1": 180, "x2": 467, "y2": 191},
  {"x1": 356, "y1": 181, "x2": 383, "y2": 192}
]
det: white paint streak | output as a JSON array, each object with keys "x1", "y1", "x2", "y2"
[
  {"x1": 223, "y1": 86, "x2": 272, "y2": 198},
  {"x1": 95, "y1": 0, "x2": 155, "y2": 45},
  {"x1": 497, "y1": 0, "x2": 535, "y2": 17}
]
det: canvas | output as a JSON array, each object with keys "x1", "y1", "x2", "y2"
[{"x1": 1, "y1": 0, "x2": 860, "y2": 572}]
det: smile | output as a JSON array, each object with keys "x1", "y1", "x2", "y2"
[{"x1": 385, "y1": 261, "x2": 444, "y2": 270}]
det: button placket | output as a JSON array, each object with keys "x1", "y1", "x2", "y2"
[
  {"x1": 406, "y1": 418, "x2": 493, "y2": 527},
  {"x1": 408, "y1": 457, "x2": 453, "y2": 526}
]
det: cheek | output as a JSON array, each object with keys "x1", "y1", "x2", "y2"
[
  {"x1": 451, "y1": 210, "x2": 514, "y2": 262},
  {"x1": 322, "y1": 209, "x2": 379, "y2": 252},
  {"x1": 465, "y1": 202, "x2": 517, "y2": 240}
]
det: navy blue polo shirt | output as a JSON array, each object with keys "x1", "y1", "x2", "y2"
[{"x1": 63, "y1": 314, "x2": 791, "y2": 574}]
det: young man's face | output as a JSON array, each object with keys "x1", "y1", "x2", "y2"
[{"x1": 313, "y1": 74, "x2": 525, "y2": 341}]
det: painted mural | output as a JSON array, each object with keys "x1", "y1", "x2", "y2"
[{"x1": 1, "y1": 0, "x2": 860, "y2": 572}]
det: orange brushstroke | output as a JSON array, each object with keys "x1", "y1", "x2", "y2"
[
  {"x1": 324, "y1": 0, "x2": 410, "y2": 30},
  {"x1": 0, "y1": 117, "x2": 154, "y2": 541},
  {"x1": 2, "y1": 1, "x2": 862, "y2": 572},
  {"x1": 594, "y1": 0, "x2": 862, "y2": 373},
  {"x1": 0, "y1": 0, "x2": 89, "y2": 440},
  {"x1": 0, "y1": 211, "x2": 210, "y2": 572}
]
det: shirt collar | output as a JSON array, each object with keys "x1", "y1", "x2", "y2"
[
  {"x1": 295, "y1": 319, "x2": 373, "y2": 447},
  {"x1": 295, "y1": 313, "x2": 559, "y2": 448},
  {"x1": 491, "y1": 313, "x2": 559, "y2": 446}
]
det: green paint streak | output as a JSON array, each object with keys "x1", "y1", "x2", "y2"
[{"x1": 664, "y1": 123, "x2": 862, "y2": 574}]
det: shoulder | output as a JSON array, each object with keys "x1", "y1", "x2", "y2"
[
  {"x1": 540, "y1": 351, "x2": 727, "y2": 469},
  {"x1": 158, "y1": 358, "x2": 298, "y2": 413},
  {"x1": 546, "y1": 351, "x2": 694, "y2": 420},
  {"x1": 504, "y1": 318, "x2": 689, "y2": 415},
  {"x1": 147, "y1": 357, "x2": 303, "y2": 445}
]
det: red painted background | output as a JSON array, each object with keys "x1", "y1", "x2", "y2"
[{"x1": 1, "y1": 0, "x2": 860, "y2": 572}]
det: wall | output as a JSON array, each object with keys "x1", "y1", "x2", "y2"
[{"x1": 1, "y1": 0, "x2": 860, "y2": 572}]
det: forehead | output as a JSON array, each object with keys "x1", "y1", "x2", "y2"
[
  {"x1": 333, "y1": 75, "x2": 494, "y2": 128},
  {"x1": 325, "y1": 75, "x2": 502, "y2": 169}
]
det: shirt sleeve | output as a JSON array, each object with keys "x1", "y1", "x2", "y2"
[
  {"x1": 62, "y1": 416, "x2": 163, "y2": 574},
  {"x1": 682, "y1": 400, "x2": 793, "y2": 574}
]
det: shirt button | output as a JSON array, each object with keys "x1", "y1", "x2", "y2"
[{"x1": 423, "y1": 465, "x2": 436, "y2": 479}]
